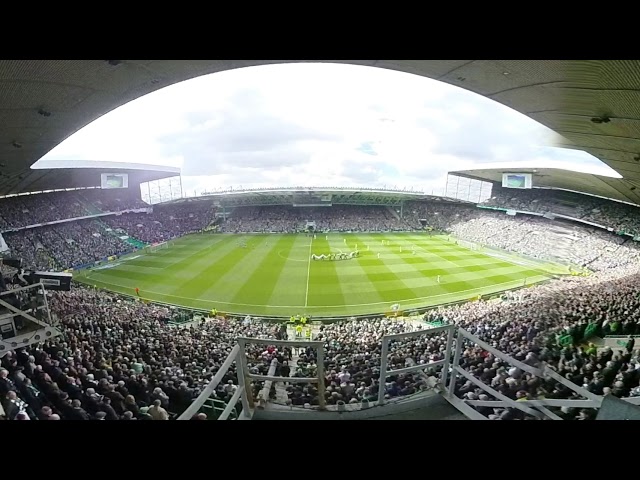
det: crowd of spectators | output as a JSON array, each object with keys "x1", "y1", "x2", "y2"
[
  {"x1": 226, "y1": 259, "x2": 640, "y2": 415},
  {"x1": 482, "y1": 186, "x2": 640, "y2": 237},
  {"x1": 0, "y1": 189, "x2": 148, "y2": 230},
  {"x1": 3, "y1": 201, "x2": 215, "y2": 270},
  {"x1": 103, "y1": 202, "x2": 215, "y2": 244},
  {"x1": 4, "y1": 256, "x2": 640, "y2": 420},
  {"x1": 0, "y1": 287, "x2": 279, "y2": 420},
  {"x1": 0, "y1": 191, "x2": 87, "y2": 230},
  {"x1": 4, "y1": 220, "x2": 128, "y2": 270},
  {"x1": 446, "y1": 212, "x2": 640, "y2": 271},
  {"x1": 3, "y1": 229, "x2": 59, "y2": 271},
  {"x1": 277, "y1": 318, "x2": 433, "y2": 407},
  {"x1": 220, "y1": 203, "x2": 640, "y2": 272},
  {"x1": 221, "y1": 205, "x2": 410, "y2": 233},
  {"x1": 427, "y1": 266, "x2": 640, "y2": 419},
  {"x1": 78, "y1": 189, "x2": 148, "y2": 213},
  {"x1": 3, "y1": 191, "x2": 640, "y2": 420}
]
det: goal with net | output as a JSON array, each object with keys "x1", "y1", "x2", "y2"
[
  {"x1": 455, "y1": 239, "x2": 480, "y2": 251},
  {"x1": 147, "y1": 242, "x2": 169, "y2": 254}
]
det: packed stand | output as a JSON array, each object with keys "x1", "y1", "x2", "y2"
[
  {"x1": 2, "y1": 264, "x2": 640, "y2": 420},
  {"x1": 103, "y1": 201, "x2": 215, "y2": 244},
  {"x1": 402, "y1": 202, "x2": 479, "y2": 230},
  {"x1": 0, "y1": 189, "x2": 150, "y2": 231},
  {"x1": 446, "y1": 212, "x2": 640, "y2": 271},
  {"x1": 4, "y1": 202, "x2": 215, "y2": 270},
  {"x1": 3, "y1": 198, "x2": 640, "y2": 420},
  {"x1": 2, "y1": 229, "x2": 59, "y2": 271},
  {"x1": 428, "y1": 268, "x2": 640, "y2": 419},
  {"x1": 78, "y1": 189, "x2": 148, "y2": 213},
  {"x1": 482, "y1": 186, "x2": 640, "y2": 237},
  {"x1": 0, "y1": 287, "x2": 277, "y2": 420},
  {"x1": 402, "y1": 201, "x2": 640, "y2": 271},
  {"x1": 221, "y1": 205, "x2": 411, "y2": 233},
  {"x1": 4, "y1": 220, "x2": 128, "y2": 270},
  {"x1": 0, "y1": 192, "x2": 88, "y2": 230},
  {"x1": 280, "y1": 318, "x2": 432, "y2": 407}
]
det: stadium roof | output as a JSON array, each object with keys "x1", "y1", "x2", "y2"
[
  {"x1": 2, "y1": 60, "x2": 640, "y2": 196},
  {"x1": 450, "y1": 167, "x2": 639, "y2": 204},
  {"x1": 194, "y1": 187, "x2": 467, "y2": 207},
  {"x1": 4, "y1": 160, "x2": 178, "y2": 195}
]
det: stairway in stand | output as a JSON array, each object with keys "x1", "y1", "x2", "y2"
[{"x1": 271, "y1": 325, "x2": 319, "y2": 406}]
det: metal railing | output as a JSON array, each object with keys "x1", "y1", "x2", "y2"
[
  {"x1": 177, "y1": 344, "x2": 251, "y2": 420},
  {"x1": 438, "y1": 327, "x2": 640, "y2": 420},
  {"x1": 378, "y1": 324, "x2": 454, "y2": 405},
  {"x1": 178, "y1": 337, "x2": 326, "y2": 419},
  {"x1": 0, "y1": 282, "x2": 54, "y2": 325},
  {"x1": 180, "y1": 323, "x2": 640, "y2": 420},
  {"x1": 239, "y1": 337, "x2": 326, "y2": 410},
  {"x1": 0, "y1": 283, "x2": 61, "y2": 355}
]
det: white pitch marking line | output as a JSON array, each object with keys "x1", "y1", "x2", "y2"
[{"x1": 78, "y1": 277, "x2": 547, "y2": 309}]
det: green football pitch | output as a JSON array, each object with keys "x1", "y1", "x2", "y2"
[{"x1": 75, "y1": 233, "x2": 565, "y2": 318}]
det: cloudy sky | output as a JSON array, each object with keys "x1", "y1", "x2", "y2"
[{"x1": 35, "y1": 63, "x2": 619, "y2": 197}]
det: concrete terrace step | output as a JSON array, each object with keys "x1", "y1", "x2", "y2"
[{"x1": 364, "y1": 394, "x2": 469, "y2": 420}]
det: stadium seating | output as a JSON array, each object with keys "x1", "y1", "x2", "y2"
[
  {"x1": 482, "y1": 186, "x2": 640, "y2": 237},
  {"x1": 2, "y1": 188, "x2": 640, "y2": 420}
]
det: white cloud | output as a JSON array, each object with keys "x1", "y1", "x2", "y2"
[{"x1": 34, "y1": 62, "x2": 619, "y2": 195}]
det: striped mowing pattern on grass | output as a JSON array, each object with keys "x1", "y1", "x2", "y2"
[{"x1": 75, "y1": 233, "x2": 560, "y2": 317}]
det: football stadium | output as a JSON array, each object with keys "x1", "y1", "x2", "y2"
[
  {"x1": 74, "y1": 204, "x2": 564, "y2": 318},
  {"x1": 1, "y1": 60, "x2": 640, "y2": 421}
]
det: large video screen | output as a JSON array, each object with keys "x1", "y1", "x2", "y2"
[
  {"x1": 101, "y1": 173, "x2": 129, "y2": 189},
  {"x1": 502, "y1": 173, "x2": 532, "y2": 189}
]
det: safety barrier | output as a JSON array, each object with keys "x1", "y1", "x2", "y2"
[
  {"x1": 0, "y1": 282, "x2": 62, "y2": 355},
  {"x1": 180, "y1": 323, "x2": 640, "y2": 420}
]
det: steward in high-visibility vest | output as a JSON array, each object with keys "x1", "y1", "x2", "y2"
[
  {"x1": 295, "y1": 325, "x2": 303, "y2": 337},
  {"x1": 305, "y1": 328, "x2": 312, "y2": 339},
  {"x1": 301, "y1": 316, "x2": 307, "y2": 325},
  {"x1": 290, "y1": 316, "x2": 296, "y2": 324}
]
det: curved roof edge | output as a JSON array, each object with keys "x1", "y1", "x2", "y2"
[
  {"x1": 182, "y1": 186, "x2": 473, "y2": 207},
  {"x1": 450, "y1": 167, "x2": 640, "y2": 205},
  {"x1": 32, "y1": 159, "x2": 180, "y2": 174},
  {"x1": 3, "y1": 160, "x2": 180, "y2": 196}
]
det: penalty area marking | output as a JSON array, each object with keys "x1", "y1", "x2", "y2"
[
  {"x1": 277, "y1": 250, "x2": 308, "y2": 262},
  {"x1": 77, "y1": 276, "x2": 548, "y2": 310}
]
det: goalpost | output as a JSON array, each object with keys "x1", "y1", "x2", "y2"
[
  {"x1": 455, "y1": 239, "x2": 480, "y2": 251},
  {"x1": 147, "y1": 242, "x2": 169, "y2": 254}
]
